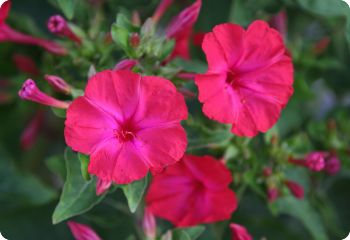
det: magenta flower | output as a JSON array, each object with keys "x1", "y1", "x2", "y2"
[
  {"x1": 48, "y1": 15, "x2": 81, "y2": 44},
  {"x1": 142, "y1": 208, "x2": 156, "y2": 239},
  {"x1": 195, "y1": 21, "x2": 294, "y2": 137},
  {"x1": 44, "y1": 74, "x2": 72, "y2": 95},
  {"x1": 113, "y1": 59, "x2": 138, "y2": 71},
  {"x1": 64, "y1": 70, "x2": 188, "y2": 184},
  {"x1": 18, "y1": 79, "x2": 70, "y2": 109},
  {"x1": 325, "y1": 155, "x2": 341, "y2": 175},
  {"x1": 285, "y1": 180, "x2": 304, "y2": 199},
  {"x1": 230, "y1": 223, "x2": 253, "y2": 240},
  {"x1": 0, "y1": 1, "x2": 11, "y2": 24},
  {"x1": 96, "y1": 178, "x2": 112, "y2": 196},
  {"x1": 305, "y1": 151, "x2": 326, "y2": 171},
  {"x1": 67, "y1": 221, "x2": 101, "y2": 240}
]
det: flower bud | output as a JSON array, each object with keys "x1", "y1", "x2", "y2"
[
  {"x1": 44, "y1": 75, "x2": 72, "y2": 95},
  {"x1": 325, "y1": 155, "x2": 341, "y2": 175},
  {"x1": 18, "y1": 79, "x2": 69, "y2": 109},
  {"x1": 285, "y1": 180, "x2": 304, "y2": 199},
  {"x1": 305, "y1": 151, "x2": 326, "y2": 171},
  {"x1": 13, "y1": 54, "x2": 39, "y2": 76},
  {"x1": 96, "y1": 178, "x2": 112, "y2": 196},
  {"x1": 142, "y1": 208, "x2": 156, "y2": 239},
  {"x1": 269, "y1": 11, "x2": 287, "y2": 41},
  {"x1": 152, "y1": 0, "x2": 173, "y2": 23},
  {"x1": 20, "y1": 110, "x2": 44, "y2": 150},
  {"x1": 67, "y1": 221, "x2": 101, "y2": 240},
  {"x1": 130, "y1": 33, "x2": 140, "y2": 48},
  {"x1": 114, "y1": 59, "x2": 138, "y2": 71},
  {"x1": 0, "y1": 0, "x2": 11, "y2": 24},
  {"x1": 267, "y1": 187, "x2": 279, "y2": 202},
  {"x1": 230, "y1": 223, "x2": 253, "y2": 240},
  {"x1": 48, "y1": 15, "x2": 81, "y2": 44},
  {"x1": 262, "y1": 167, "x2": 273, "y2": 177}
]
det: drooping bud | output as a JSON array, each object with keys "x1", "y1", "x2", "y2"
[
  {"x1": 152, "y1": 0, "x2": 173, "y2": 23},
  {"x1": 114, "y1": 59, "x2": 138, "y2": 71},
  {"x1": 48, "y1": 15, "x2": 81, "y2": 44},
  {"x1": 267, "y1": 187, "x2": 279, "y2": 202},
  {"x1": 20, "y1": 110, "x2": 44, "y2": 150},
  {"x1": 18, "y1": 79, "x2": 70, "y2": 109},
  {"x1": 305, "y1": 151, "x2": 326, "y2": 171},
  {"x1": 325, "y1": 155, "x2": 341, "y2": 175},
  {"x1": 67, "y1": 221, "x2": 101, "y2": 240},
  {"x1": 142, "y1": 208, "x2": 156, "y2": 239},
  {"x1": 12, "y1": 54, "x2": 40, "y2": 76},
  {"x1": 130, "y1": 33, "x2": 140, "y2": 48},
  {"x1": 230, "y1": 223, "x2": 253, "y2": 240},
  {"x1": 285, "y1": 180, "x2": 304, "y2": 199},
  {"x1": 96, "y1": 178, "x2": 112, "y2": 196},
  {"x1": 44, "y1": 75, "x2": 72, "y2": 95}
]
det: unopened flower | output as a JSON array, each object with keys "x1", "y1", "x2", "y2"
[
  {"x1": 113, "y1": 59, "x2": 138, "y2": 71},
  {"x1": 142, "y1": 208, "x2": 156, "y2": 239},
  {"x1": 132, "y1": 11, "x2": 141, "y2": 26},
  {"x1": 193, "y1": 31, "x2": 206, "y2": 47},
  {"x1": 305, "y1": 151, "x2": 326, "y2": 171},
  {"x1": 48, "y1": 15, "x2": 81, "y2": 44},
  {"x1": 325, "y1": 155, "x2": 341, "y2": 175},
  {"x1": 267, "y1": 187, "x2": 279, "y2": 202},
  {"x1": 20, "y1": 110, "x2": 44, "y2": 150},
  {"x1": 146, "y1": 154, "x2": 237, "y2": 227},
  {"x1": 67, "y1": 221, "x2": 101, "y2": 240},
  {"x1": 96, "y1": 178, "x2": 112, "y2": 196},
  {"x1": 13, "y1": 54, "x2": 39, "y2": 76},
  {"x1": 18, "y1": 79, "x2": 70, "y2": 109},
  {"x1": 263, "y1": 167, "x2": 273, "y2": 177},
  {"x1": 64, "y1": 70, "x2": 188, "y2": 184},
  {"x1": 152, "y1": 0, "x2": 173, "y2": 23},
  {"x1": 0, "y1": 0, "x2": 11, "y2": 24},
  {"x1": 269, "y1": 10, "x2": 287, "y2": 41},
  {"x1": 130, "y1": 33, "x2": 140, "y2": 48},
  {"x1": 230, "y1": 223, "x2": 253, "y2": 240},
  {"x1": 195, "y1": 20, "x2": 294, "y2": 137},
  {"x1": 285, "y1": 180, "x2": 304, "y2": 199},
  {"x1": 44, "y1": 75, "x2": 72, "y2": 94}
]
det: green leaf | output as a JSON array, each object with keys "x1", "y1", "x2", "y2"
[
  {"x1": 173, "y1": 226, "x2": 206, "y2": 240},
  {"x1": 52, "y1": 148, "x2": 105, "y2": 224},
  {"x1": 111, "y1": 24, "x2": 131, "y2": 54},
  {"x1": 121, "y1": 175, "x2": 148, "y2": 213},
  {"x1": 57, "y1": 0, "x2": 75, "y2": 20},
  {"x1": 51, "y1": 107, "x2": 66, "y2": 118},
  {"x1": 46, "y1": 154, "x2": 66, "y2": 180},
  {"x1": 78, "y1": 153, "x2": 90, "y2": 181},
  {"x1": 274, "y1": 196, "x2": 328, "y2": 240}
]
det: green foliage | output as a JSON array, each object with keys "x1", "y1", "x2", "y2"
[
  {"x1": 121, "y1": 175, "x2": 148, "y2": 213},
  {"x1": 57, "y1": 0, "x2": 75, "y2": 20}
]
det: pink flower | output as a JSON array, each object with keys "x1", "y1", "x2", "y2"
[
  {"x1": 269, "y1": 11, "x2": 287, "y2": 41},
  {"x1": 285, "y1": 180, "x2": 304, "y2": 199},
  {"x1": 166, "y1": 0, "x2": 202, "y2": 60},
  {"x1": 64, "y1": 70, "x2": 188, "y2": 184},
  {"x1": 12, "y1": 54, "x2": 39, "y2": 76},
  {"x1": 195, "y1": 20, "x2": 294, "y2": 137},
  {"x1": 113, "y1": 59, "x2": 138, "y2": 71},
  {"x1": 230, "y1": 223, "x2": 253, "y2": 240},
  {"x1": 325, "y1": 155, "x2": 341, "y2": 175},
  {"x1": 20, "y1": 110, "x2": 44, "y2": 150},
  {"x1": 48, "y1": 15, "x2": 81, "y2": 44},
  {"x1": 96, "y1": 178, "x2": 112, "y2": 196},
  {"x1": 267, "y1": 187, "x2": 279, "y2": 202},
  {"x1": 152, "y1": 0, "x2": 173, "y2": 23},
  {"x1": 0, "y1": 1, "x2": 11, "y2": 24},
  {"x1": 67, "y1": 221, "x2": 101, "y2": 240},
  {"x1": 142, "y1": 208, "x2": 156, "y2": 239},
  {"x1": 18, "y1": 79, "x2": 70, "y2": 109},
  {"x1": 145, "y1": 154, "x2": 237, "y2": 227},
  {"x1": 305, "y1": 151, "x2": 326, "y2": 171},
  {"x1": 44, "y1": 74, "x2": 72, "y2": 94},
  {"x1": 193, "y1": 31, "x2": 206, "y2": 47}
]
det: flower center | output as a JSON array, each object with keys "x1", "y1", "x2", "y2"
[
  {"x1": 226, "y1": 71, "x2": 240, "y2": 89},
  {"x1": 113, "y1": 121, "x2": 137, "y2": 142}
]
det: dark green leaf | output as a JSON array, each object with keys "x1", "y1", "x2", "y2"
[
  {"x1": 121, "y1": 175, "x2": 148, "y2": 213},
  {"x1": 51, "y1": 107, "x2": 66, "y2": 118},
  {"x1": 57, "y1": 0, "x2": 75, "y2": 20},
  {"x1": 78, "y1": 153, "x2": 90, "y2": 181},
  {"x1": 173, "y1": 226, "x2": 206, "y2": 240}
]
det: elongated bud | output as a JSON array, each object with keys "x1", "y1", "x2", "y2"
[
  {"x1": 67, "y1": 221, "x2": 101, "y2": 240},
  {"x1": 230, "y1": 223, "x2": 253, "y2": 240},
  {"x1": 285, "y1": 180, "x2": 304, "y2": 199},
  {"x1": 44, "y1": 75, "x2": 72, "y2": 94},
  {"x1": 132, "y1": 11, "x2": 141, "y2": 26},
  {"x1": 48, "y1": 15, "x2": 81, "y2": 44},
  {"x1": 267, "y1": 187, "x2": 279, "y2": 202},
  {"x1": 0, "y1": 0, "x2": 11, "y2": 24},
  {"x1": 269, "y1": 11, "x2": 287, "y2": 41},
  {"x1": 114, "y1": 59, "x2": 138, "y2": 71},
  {"x1": 142, "y1": 208, "x2": 156, "y2": 240},
  {"x1": 96, "y1": 178, "x2": 112, "y2": 196},
  {"x1": 325, "y1": 155, "x2": 341, "y2": 175},
  {"x1": 176, "y1": 72, "x2": 196, "y2": 81},
  {"x1": 179, "y1": 88, "x2": 196, "y2": 99},
  {"x1": 305, "y1": 152, "x2": 326, "y2": 171},
  {"x1": 20, "y1": 110, "x2": 44, "y2": 150},
  {"x1": 13, "y1": 54, "x2": 39, "y2": 76},
  {"x1": 18, "y1": 79, "x2": 69, "y2": 109},
  {"x1": 0, "y1": 24, "x2": 67, "y2": 55},
  {"x1": 152, "y1": 0, "x2": 173, "y2": 23},
  {"x1": 130, "y1": 33, "x2": 140, "y2": 48}
]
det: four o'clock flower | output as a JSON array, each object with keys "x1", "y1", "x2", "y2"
[
  {"x1": 230, "y1": 223, "x2": 253, "y2": 240},
  {"x1": 289, "y1": 151, "x2": 327, "y2": 172},
  {"x1": 285, "y1": 180, "x2": 304, "y2": 199},
  {"x1": 67, "y1": 221, "x2": 101, "y2": 240},
  {"x1": 195, "y1": 20, "x2": 294, "y2": 137},
  {"x1": 48, "y1": 15, "x2": 82, "y2": 45},
  {"x1": 44, "y1": 74, "x2": 72, "y2": 95},
  {"x1": 142, "y1": 208, "x2": 156, "y2": 240},
  {"x1": 64, "y1": 70, "x2": 188, "y2": 184},
  {"x1": 146, "y1": 154, "x2": 237, "y2": 227},
  {"x1": 19, "y1": 79, "x2": 70, "y2": 109},
  {"x1": 96, "y1": 178, "x2": 112, "y2": 196}
]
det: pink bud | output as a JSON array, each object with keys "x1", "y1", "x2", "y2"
[
  {"x1": 152, "y1": 0, "x2": 173, "y2": 23},
  {"x1": 313, "y1": 37, "x2": 330, "y2": 55},
  {"x1": 285, "y1": 180, "x2": 304, "y2": 199},
  {"x1": 67, "y1": 221, "x2": 101, "y2": 240},
  {"x1": 176, "y1": 72, "x2": 196, "y2": 81},
  {"x1": 305, "y1": 151, "x2": 326, "y2": 171},
  {"x1": 12, "y1": 54, "x2": 39, "y2": 76},
  {"x1": 18, "y1": 79, "x2": 69, "y2": 109},
  {"x1": 230, "y1": 223, "x2": 253, "y2": 240},
  {"x1": 325, "y1": 155, "x2": 341, "y2": 175},
  {"x1": 179, "y1": 88, "x2": 196, "y2": 99},
  {"x1": 96, "y1": 178, "x2": 112, "y2": 196},
  {"x1": 142, "y1": 208, "x2": 156, "y2": 239},
  {"x1": 262, "y1": 167, "x2": 273, "y2": 177},
  {"x1": 48, "y1": 15, "x2": 81, "y2": 44},
  {"x1": 20, "y1": 110, "x2": 44, "y2": 150},
  {"x1": 269, "y1": 11, "x2": 287, "y2": 41},
  {"x1": 165, "y1": 0, "x2": 201, "y2": 39},
  {"x1": 114, "y1": 59, "x2": 138, "y2": 71},
  {"x1": 0, "y1": 0, "x2": 11, "y2": 24},
  {"x1": 130, "y1": 33, "x2": 140, "y2": 48},
  {"x1": 193, "y1": 31, "x2": 206, "y2": 47},
  {"x1": 44, "y1": 75, "x2": 72, "y2": 94},
  {"x1": 132, "y1": 11, "x2": 141, "y2": 26},
  {"x1": 267, "y1": 187, "x2": 279, "y2": 202},
  {"x1": 0, "y1": 24, "x2": 67, "y2": 55}
]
